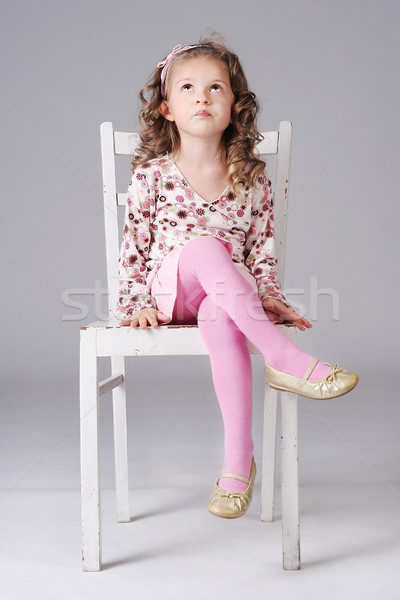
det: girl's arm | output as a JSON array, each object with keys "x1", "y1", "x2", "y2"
[
  {"x1": 244, "y1": 173, "x2": 312, "y2": 330},
  {"x1": 115, "y1": 168, "x2": 158, "y2": 320},
  {"x1": 243, "y1": 172, "x2": 292, "y2": 310}
]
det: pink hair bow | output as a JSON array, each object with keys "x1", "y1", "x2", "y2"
[{"x1": 157, "y1": 44, "x2": 200, "y2": 97}]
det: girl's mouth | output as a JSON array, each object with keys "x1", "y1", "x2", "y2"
[{"x1": 195, "y1": 110, "x2": 211, "y2": 117}]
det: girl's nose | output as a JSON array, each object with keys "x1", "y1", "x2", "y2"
[{"x1": 196, "y1": 95, "x2": 210, "y2": 104}]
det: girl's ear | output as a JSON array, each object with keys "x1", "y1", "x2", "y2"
[{"x1": 158, "y1": 100, "x2": 175, "y2": 122}]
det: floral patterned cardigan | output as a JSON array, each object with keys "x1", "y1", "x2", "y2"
[{"x1": 116, "y1": 154, "x2": 292, "y2": 320}]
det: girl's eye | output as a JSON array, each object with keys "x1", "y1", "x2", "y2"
[
  {"x1": 210, "y1": 84, "x2": 222, "y2": 92},
  {"x1": 181, "y1": 84, "x2": 193, "y2": 91}
]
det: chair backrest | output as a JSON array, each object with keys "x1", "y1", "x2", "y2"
[{"x1": 100, "y1": 121, "x2": 292, "y2": 319}]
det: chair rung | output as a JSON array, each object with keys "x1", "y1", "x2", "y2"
[{"x1": 98, "y1": 373, "x2": 124, "y2": 397}]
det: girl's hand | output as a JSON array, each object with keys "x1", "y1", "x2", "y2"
[
  {"x1": 119, "y1": 307, "x2": 171, "y2": 329},
  {"x1": 262, "y1": 298, "x2": 312, "y2": 331}
]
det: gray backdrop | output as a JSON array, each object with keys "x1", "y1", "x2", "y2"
[
  {"x1": 1, "y1": 0, "x2": 398, "y2": 385},
  {"x1": 0, "y1": 1, "x2": 399, "y2": 594}
]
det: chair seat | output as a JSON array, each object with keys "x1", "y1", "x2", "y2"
[{"x1": 81, "y1": 320, "x2": 296, "y2": 357}]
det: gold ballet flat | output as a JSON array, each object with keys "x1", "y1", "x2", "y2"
[
  {"x1": 208, "y1": 458, "x2": 256, "y2": 519},
  {"x1": 264, "y1": 358, "x2": 359, "y2": 400}
]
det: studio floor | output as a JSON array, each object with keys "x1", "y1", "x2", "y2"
[{"x1": 0, "y1": 360, "x2": 398, "y2": 599}]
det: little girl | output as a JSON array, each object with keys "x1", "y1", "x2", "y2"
[{"x1": 116, "y1": 35, "x2": 359, "y2": 519}]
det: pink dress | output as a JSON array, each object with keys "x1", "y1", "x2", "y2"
[{"x1": 115, "y1": 154, "x2": 292, "y2": 324}]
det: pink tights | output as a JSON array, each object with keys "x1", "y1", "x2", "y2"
[{"x1": 169, "y1": 237, "x2": 330, "y2": 492}]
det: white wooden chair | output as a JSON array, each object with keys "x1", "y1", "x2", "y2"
[{"x1": 80, "y1": 120, "x2": 300, "y2": 571}]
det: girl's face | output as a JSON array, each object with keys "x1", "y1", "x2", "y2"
[{"x1": 159, "y1": 56, "x2": 234, "y2": 144}]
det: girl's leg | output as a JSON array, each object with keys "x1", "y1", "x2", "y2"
[
  {"x1": 168, "y1": 236, "x2": 330, "y2": 494},
  {"x1": 175, "y1": 236, "x2": 331, "y2": 380},
  {"x1": 197, "y1": 296, "x2": 254, "y2": 493},
  {"x1": 170, "y1": 253, "x2": 254, "y2": 493}
]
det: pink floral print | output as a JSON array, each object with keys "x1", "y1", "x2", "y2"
[{"x1": 116, "y1": 155, "x2": 291, "y2": 319}]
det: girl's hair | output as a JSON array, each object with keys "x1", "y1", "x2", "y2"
[{"x1": 131, "y1": 33, "x2": 266, "y2": 192}]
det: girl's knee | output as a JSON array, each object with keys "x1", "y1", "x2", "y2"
[{"x1": 183, "y1": 235, "x2": 230, "y2": 259}]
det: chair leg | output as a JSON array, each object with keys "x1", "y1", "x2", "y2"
[
  {"x1": 80, "y1": 328, "x2": 102, "y2": 571},
  {"x1": 261, "y1": 385, "x2": 278, "y2": 522},
  {"x1": 111, "y1": 355, "x2": 130, "y2": 523},
  {"x1": 280, "y1": 390, "x2": 301, "y2": 570}
]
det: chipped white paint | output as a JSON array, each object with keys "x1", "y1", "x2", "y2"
[
  {"x1": 80, "y1": 120, "x2": 300, "y2": 571},
  {"x1": 111, "y1": 355, "x2": 130, "y2": 523},
  {"x1": 259, "y1": 122, "x2": 300, "y2": 570},
  {"x1": 281, "y1": 390, "x2": 301, "y2": 570},
  {"x1": 261, "y1": 324, "x2": 300, "y2": 570},
  {"x1": 273, "y1": 120, "x2": 292, "y2": 285},
  {"x1": 80, "y1": 327, "x2": 102, "y2": 571},
  {"x1": 261, "y1": 385, "x2": 278, "y2": 522}
]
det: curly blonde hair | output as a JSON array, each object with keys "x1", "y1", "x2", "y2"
[{"x1": 131, "y1": 33, "x2": 266, "y2": 193}]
